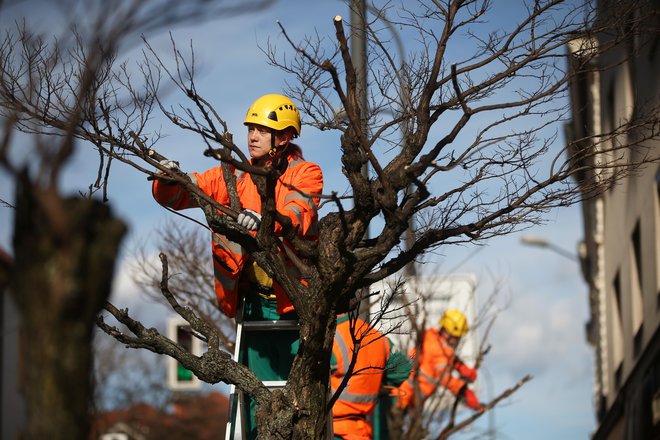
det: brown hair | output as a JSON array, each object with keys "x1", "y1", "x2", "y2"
[{"x1": 287, "y1": 142, "x2": 304, "y2": 159}]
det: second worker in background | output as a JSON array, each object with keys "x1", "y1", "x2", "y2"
[{"x1": 397, "y1": 309, "x2": 483, "y2": 412}]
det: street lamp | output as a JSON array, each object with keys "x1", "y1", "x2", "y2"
[
  {"x1": 520, "y1": 233, "x2": 592, "y2": 288},
  {"x1": 519, "y1": 234, "x2": 579, "y2": 261}
]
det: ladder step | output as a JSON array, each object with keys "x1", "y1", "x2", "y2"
[
  {"x1": 226, "y1": 297, "x2": 309, "y2": 439},
  {"x1": 241, "y1": 320, "x2": 299, "y2": 330},
  {"x1": 262, "y1": 380, "x2": 287, "y2": 388}
]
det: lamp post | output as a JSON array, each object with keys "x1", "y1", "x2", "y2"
[
  {"x1": 520, "y1": 233, "x2": 592, "y2": 292},
  {"x1": 519, "y1": 234, "x2": 579, "y2": 262}
]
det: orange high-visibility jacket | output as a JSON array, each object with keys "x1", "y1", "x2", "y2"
[
  {"x1": 152, "y1": 152, "x2": 323, "y2": 318},
  {"x1": 397, "y1": 328, "x2": 468, "y2": 409},
  {"x1": 331, "y1": 317, "x2": 391, "y2": 440}
]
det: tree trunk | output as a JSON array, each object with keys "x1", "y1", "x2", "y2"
[
  {"x1": 10, "y1": 173, "x2": 126, "y2": 440},
  {"x1": 252, "y1": 297, "x2": 336, "y2": 439}
]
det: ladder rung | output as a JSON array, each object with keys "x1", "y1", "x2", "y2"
[
  {"x1": 262, "y1": 380, "x2": 287, "y2": 388},
  {"x1": 241, "y1": 320, "x2": 299, "y2": 330}
]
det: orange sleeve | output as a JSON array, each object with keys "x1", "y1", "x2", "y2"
[
  {"x1": 152, "y1": 167, "x2": 230, "y2": 210},
  {"x1": 438, "y1": 368, "x2": 467, "y2": 396},
  {"x1": 434, "y1": 342, "x2": 466, "y2": 396}
]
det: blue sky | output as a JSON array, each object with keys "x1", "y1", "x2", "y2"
[{"x1": 0, "y1": 0, "x2": 596, "y2": 438}]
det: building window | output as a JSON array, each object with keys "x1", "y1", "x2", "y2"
[
  {"x1": 604, "y1": 81, "x2": 617, "y2": 183},
  {"x1": 614, "y1": 362, "x2": 623, "y2": 390},
  {"x1": 603, "y1": 62, "x2": 636, "y2": 183},
  {"x1": 633, "y1": 324, "x2": 644, "y2": 358},
  {"x1": 611, "y1": 270, "x2": 625, "y2": 376},
  {"x1": 630, "y1": 220, "x2": 644, "y2": 354}
]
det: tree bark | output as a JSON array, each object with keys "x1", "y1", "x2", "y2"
[{"x1": 10, "y1": 172, "x2": 126, "y2": 440}]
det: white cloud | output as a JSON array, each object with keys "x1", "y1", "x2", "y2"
[{"x1": 488, "y1": 289, "x2": 591, "y2": 379}]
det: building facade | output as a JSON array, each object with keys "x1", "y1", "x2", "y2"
[{"x1": 566, "y1": 1, "x2": 660, "y2": 438}]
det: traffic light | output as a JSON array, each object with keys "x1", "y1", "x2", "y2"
[{"x1": 167, "y1": 316, "x2": 202, "y2": 391}]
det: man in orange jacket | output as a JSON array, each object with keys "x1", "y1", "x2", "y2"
[
  {"x1": 331, "y1": 313, "x2": 412, "y2": 440},
  {"x1": 152, "y1": 94, "x2": 323, "y2": 439},
  {"x1": 397, "y1": 309, "x2": 482, "y2": 412}
]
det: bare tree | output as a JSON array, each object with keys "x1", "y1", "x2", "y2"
[
  {"x1": 0, "y1": 0, "x2": 272, "y2": 438},
  {"x1": 131, "y1": 220, "x2": 236, "y2": 350},
  {"x1": 1, "y1": 0, "x2": 659, "y2": 439},
  {"x1": 90, "y1": 333, "x2": 231, "y2": 440},
  {"x1": 91, "y1": 333, "x2": 172, "y2": 414}
]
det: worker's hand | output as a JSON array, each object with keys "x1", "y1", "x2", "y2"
[
  {"x1": 237, "y1": 209, "x2": 261, "y2": 231},
  {"x1": 151, "y1": 159, "x2": 181, "y2": 182},
  {"x1": 457, "y1": 363, "x2": 477, "y2": 382},
  {"x1": 462, "y1": 388, "x2": 482, "y2": 411}
]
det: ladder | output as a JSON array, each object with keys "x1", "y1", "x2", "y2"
[{"x1": 224, "y1": 297, "x2": 300, "y2": 440}]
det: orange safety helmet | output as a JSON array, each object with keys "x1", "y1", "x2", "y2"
[
  {"x1": 438, "y1": 309, "x2": 469, "y2": 337},
  {"x1": 243, "y1": 94, "x2": 301, "y2": 136}
]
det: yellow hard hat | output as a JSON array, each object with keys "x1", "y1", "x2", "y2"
[
  {"x1": 243, "y1": 94, "x2": 301, "y2": 136},
  {"x1": 439, "y1": 309, "x2": 469, "y2": 337}
]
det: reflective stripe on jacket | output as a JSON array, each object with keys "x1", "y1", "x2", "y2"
[
  {"x1": 397, "y1": 328, "x2": 466, "y2": 409},
  {"x1": 331, "y1": 317, "x2": 391, "y2": 439},
  {"x1": 152, "y1": 152, "x2": 323, "y2": 318}
]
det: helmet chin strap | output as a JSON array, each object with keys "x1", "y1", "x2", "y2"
[{"x1": 267, "y1": 131, "x2": 289, "y2": 158}]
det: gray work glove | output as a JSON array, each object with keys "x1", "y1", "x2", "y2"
[
  {"x1": 150, "y1": 159, "x2": 180, "y2": 182},
  {"x1": 237, "y1": 209, "x2": 261, "y2": 231},
  {"x1": 159, "y1": 159, "x2": 180, "y2": 172}
]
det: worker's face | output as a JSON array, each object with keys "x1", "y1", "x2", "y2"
[
  {"x1": 447, "y1": 334, "x2": 460, "y2": 348},
  {"x1": 246, "y1": 124, "x2": 290, "y2": 160},
  {"x1": 440, "y1": 328, "x2": 460, "y2": 348}
]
